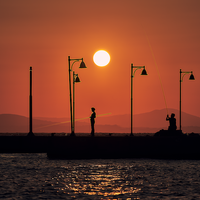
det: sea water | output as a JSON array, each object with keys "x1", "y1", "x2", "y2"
[{"x1": 0, "y1": 153, "x2": 200, "y2": 199}]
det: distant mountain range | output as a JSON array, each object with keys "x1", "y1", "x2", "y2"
[{"x1": 0, "y1": 108, "x2": 200, "y2": 134}]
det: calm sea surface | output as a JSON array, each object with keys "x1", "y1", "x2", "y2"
[{"x1": 0, "y1": 153, "x2": 200, "y2": 200}]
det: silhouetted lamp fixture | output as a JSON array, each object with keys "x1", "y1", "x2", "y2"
[
  {"x1": 131, "y1": 64, "x2": 148, "y2": 136},
  {"x1": 189, "y1": 73, "x2": 195, "y2": 80},
  {"x1": 68, "y1": 56, "x2": 87, "y2": 136},
  {"x1": 74, "y1": 74, "x2": 81, "y2": 82},
  {"x1": 179, "y1": 69, "x2": 195, "y2": 131},
  {"x1": 141, "y1": 68, "x2": 148, "y2": 75},
  {"x1": 79, "y1": 61, "x2": 87, "y2": 69}
]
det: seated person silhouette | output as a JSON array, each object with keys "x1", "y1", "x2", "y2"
[
  {"x1": 166, "y1": 113, "x2": 177, "y2": 132},
  {"x1": 90, "y1": 107, "x2": 96, "y2": 136}
]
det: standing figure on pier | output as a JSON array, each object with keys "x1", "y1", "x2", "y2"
[
  {"x1": 90, "y1": 107, "x2": 96, "y2": 136},
  {"x1": 166, "y1": 113, "x2": 177, "y2": 132}
]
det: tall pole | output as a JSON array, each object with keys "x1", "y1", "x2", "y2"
[
  {"x1": 68, "y1": 56, "x2": 73, "y2": 135},
  {"x1": 130, "y1": 64, "x2": 147, "y2": 136},
  {"x1": 29, "y1": 66, "x2": 33, "y2": 135},
  {"x1": 179, "y1": 69, "x2": 195, "y2": 132},
  {"x1": 180, "y1": 69, "x2": 182, "y2": 131},
  {"x1": 73, "y1": 71, "x2": 75, "y2": 134},
  {"x1": 68, "y1": 56, "x2": 86, "y2": 136},
  {"x1": 131, "y1": 64, "x2": 133, "y2": 136}
]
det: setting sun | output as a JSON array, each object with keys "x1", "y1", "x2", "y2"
[{"x1": 93, "y1": 50, "x2": 110, "y2": 67}]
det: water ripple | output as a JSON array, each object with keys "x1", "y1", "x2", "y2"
[{"x1": 1, "y1": 154, "x2": 200, "y2": 199}]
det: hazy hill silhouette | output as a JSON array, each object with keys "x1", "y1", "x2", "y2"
[
  {"x1": 97, "y1": 108, "x2": 200, "y2": 128},
  {"x1": 0, "y1": 114, "x2": 58, "y2": 133},
  {"x1": 0, "y1": 108, "x2": 200, "y2": 133}
]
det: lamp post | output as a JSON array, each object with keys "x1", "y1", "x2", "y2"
[
  {"x1": 28, "y1": 66, "x2": 34, "y2": 136},
  {"x1": 68, "y1": 56, "x2": 86, "y2": 136},
  {"x1": 73, "y1": 71, "x2": 81, "y2": 134},
  {"x1": 179, "y1": 69, "x2": 195, "y2": 131},
  {"x1": 131, "y1": 64, "x2": 148, "y2": 136}
]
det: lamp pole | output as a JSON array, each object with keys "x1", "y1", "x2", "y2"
[
  {"x1": 73, "y1": 71, "x2": 80, "y2": 134},
  {"x1": 68, "y1": 57, "x2": 73, "y2": 135},
  {"x1": 180, "y1": 69, "x2": 182, "y2": 131},
  {"x1": 29, "y1": 66, "x2": 33, "y2": 135},
  {"x1": 131, "y1": 64, "x2": 147, "y2": 136},
  {"x1": 179, "y1": 69, "x2": 195, "y2": 131},
  {"x1": 68, "y1": 56, "x2": 86, "y2": 136}
]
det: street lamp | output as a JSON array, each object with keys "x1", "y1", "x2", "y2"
[
  {"x1": 131, "y1": 64, "x2": 147, "y2": 136},
  {"x1": 179, "y1": 69, "x2": 195, "y2": 131},
  {"x1": 68, "y1": 56, "x2": 86, "y2": 136},
  {"x1": 73, "y1": 71, "x2": 81, "y2": 134}
]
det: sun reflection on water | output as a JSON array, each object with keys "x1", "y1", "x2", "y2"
[{"x1": 47, "y1": 161, "x2": 142, "y2": 199}]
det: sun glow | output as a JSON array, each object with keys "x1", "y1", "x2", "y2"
[{"x1": 93, "y1": 50, "x2": 110, "y2": 67}]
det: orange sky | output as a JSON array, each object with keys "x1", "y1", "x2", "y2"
[{"x1": 0, "y1": 0, "x2": 200, "y2": 120}]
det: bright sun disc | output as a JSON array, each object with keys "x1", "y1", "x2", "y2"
[{"x1": 93, "y1": 50, "x2": 110, "y2": 67}]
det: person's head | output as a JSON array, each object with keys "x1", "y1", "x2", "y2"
[
  {"x1": 91, "y1": 107, "x2": 95, "y2": 112},
  {"x1": 171, "y1": 113, "x2": 175, "y2": 118}
]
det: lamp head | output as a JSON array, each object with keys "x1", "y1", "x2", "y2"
[
  {"x1": 74, "y1": 75, "x2": 81, "y2": 82},
  {"x1": 75, "y1": 76, "x2": 80, "y2": 82},
  {"x1": 189, "y1": 73, "x2": 195, "y2": 80},
  {"x1": 79, "y1": 61, "x2": 86, "y2": 68},
  {"x1": 141, "y1": 68, "x2": 148, "y2": 75}
]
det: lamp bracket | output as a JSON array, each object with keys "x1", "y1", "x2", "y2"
[
  {"x1": 180, "y1": 71, "x2": 193, "y2": 82},
  {"x1": 131, "y1": 64, "x2": 145, "y2": 77},
  {"x1": 69, "y1": 58, "x2": 83, "y2": 71}
]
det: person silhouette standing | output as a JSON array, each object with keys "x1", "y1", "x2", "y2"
[
  {"x1": 166, "y1": 113, "x2": 177, "y2": 132},
  {"x1": 90, "y1": 107, "x2": 96, "y2": 136}
]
